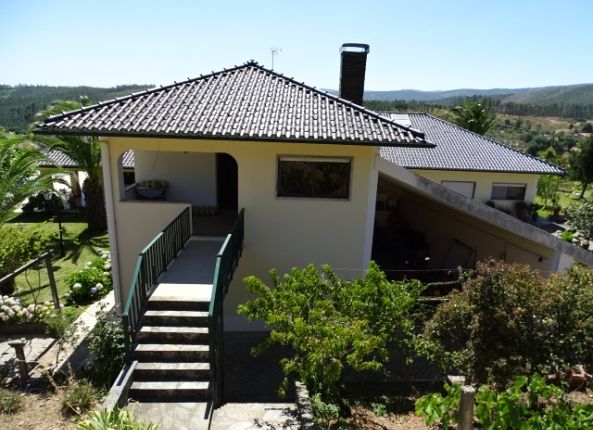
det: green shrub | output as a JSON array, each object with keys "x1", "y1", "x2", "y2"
[
  {"x1": 567, "y1": 201, "x2": 593, "y2": 240},
  {"x1": 77, "y1": 408, "x2": 158, "y2": 430},
  {"x1": 66, "y1": 251, "x2": 112, "y2": 304},
  {"x1": 61, "y1": 379, "x2": 99, "y2": 416},
  {"x1": 21, "y1": 192, "x2": 64, "y2": 214},
  {"x1": 0, "y1": 388, "x2": 24, "y2": 414},
  {"x1": 87, "y1": 306, "x2": 126, "y2": 387},
  {"x1": 237, "y1": 261, "x2": 423, "y2": 404},
  {"x1": 416, "y1": 375, "x2": 593, "y2": 429},
  {"x1": 420, "y1": 260, "x2": 593, "y2": 386},
  {"x1": 0, "y1": 223, "x2": 55, "y2": 294},
  {"x1": 310, "y1": 393, "x2": 341, "y2": 429},
  {"x1": 415, "y1": 383, "x2": 460, "y2": 429},
  {"x1": 560, "y1": 230, "x2": 575, "y2": 242}
]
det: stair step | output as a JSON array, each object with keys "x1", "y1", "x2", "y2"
[
  {"x1": 134, "y1": 362, "x2": 211, "y2": 381},
  {"x1": 137, "y1": 326, "x2": 209, "y2": 343},
  {"x1": 133, "y1": 343, "x2": 209, "y2": 362},
  {"x1": 129, "y1": 381, "x2": 211, "y2": 402},
  {"x1": 147, "y1": 298, "x2": 210, "y2": 312},
  {"x1": 142, "y1": 310, "x2": 209, "y2": 326}
]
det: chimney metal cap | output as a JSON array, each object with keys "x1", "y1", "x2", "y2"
[{"x1": 340, "y1": 43, "x2": 370, "y2": 54}]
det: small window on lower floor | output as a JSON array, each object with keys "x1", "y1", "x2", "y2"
[
  {"x1": 277, "y1": 156, "x2": 351, "y2": 199},
  {"x1": 491, "y1": 183, "x2": 526, "y2": 200}
]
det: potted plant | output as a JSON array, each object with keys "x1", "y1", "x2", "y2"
[{"x1": 135, "y1": 180, "x2": 169, "y2": 200}]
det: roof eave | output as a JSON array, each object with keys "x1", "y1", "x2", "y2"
[
  {"x1": 33, "y1": 127, "x2": 435, "y2": 148},
  {"x1": 404, "y1": 165, "x2": 565, "y2": 176}
]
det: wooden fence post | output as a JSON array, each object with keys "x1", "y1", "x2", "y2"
[
  {"x1": 9, "y1": 340, "x2": 28, "y2": 388},
  {"x1": 458, "y1": 385, "x2": 475, "y2": 430},
  {"x1": 44, "y1": 253, "x2": 61, "y2": 311}
]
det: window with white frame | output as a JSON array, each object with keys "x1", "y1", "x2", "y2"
[
  {"x1": 442, "y1": 181, "x2": 476, "y2": 199},
  {"x1": 491, "y1": 183, "x2": 526, "y2": 200},
  {"x1": 277, "y1": 156, "x2": 351, "y2": 199}
]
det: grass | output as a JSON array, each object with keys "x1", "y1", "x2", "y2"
[
  {"x1": 5, "y1": 211, "x2": 109, "y2": 308},
  {"x1": 535, "y1": 179, "x2": 593, "y2": 219}
]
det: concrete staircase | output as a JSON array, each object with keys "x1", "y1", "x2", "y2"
[{"x1": 128, "y1": 294, "x2": 213, "y2": 403}]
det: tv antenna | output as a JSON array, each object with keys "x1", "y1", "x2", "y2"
[{"x1": 270, "y1": 47, "x2": 282, "y2": 70}]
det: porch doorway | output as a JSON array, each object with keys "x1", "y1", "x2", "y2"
[{"x1": 216, "y1": 153, "x2": 238, "y2": 212}]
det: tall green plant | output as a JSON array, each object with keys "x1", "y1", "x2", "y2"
[
  {"x1": 0, "y1": 129, "x2": 52, "y2": 225},
  {"x1": 34, "y1": 98, "x2": 106, "y2": 231},
  {"x1": 569, "y1": 137, "x2": 593, "y2": 198},
  {"x1": 238, "y1": 261, "x2": 423, "y2": 404},
  {"x1": 449, "y1": 101, "x2": 496, "y2": 135}
]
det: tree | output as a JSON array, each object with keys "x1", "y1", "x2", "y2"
[
  {"x1": 536, "y1": 147, "x2": 563, "y2": 209},
  {"x1": 35, "y1": 98, "x2": 107, "y2": 231},
  {"x1": 449, "y1": 101, "x2": 496, "y2": 135},
  {"x1": 237, "y1": 262, "x2": 422, "y2": 406},
  {"x1": 581, "y1": 122, "x2": 593, "y2": 133},
  {"x1": 0, "y1": 129, "x2": 52, "y2": 225},
  {"x1": 568, "y1": 137, "x2": 593, "y2": 198}
]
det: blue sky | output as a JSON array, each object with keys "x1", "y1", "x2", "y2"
[{"x1": 1, "y1": 0, "x2": 592, "y2": 90}]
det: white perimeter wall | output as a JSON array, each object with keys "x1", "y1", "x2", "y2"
[
  {"x1": 412, "y1": 169, "x2": 539, "y2": 209},
  {"x1": 134, "y1": 150, "x2": 217, "y2": 206},
  {"x1": 105, "y1": 137, "x2": 378, "y2": 330}
]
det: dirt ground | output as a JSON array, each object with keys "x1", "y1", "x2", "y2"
[
  {"x1": 1, "y1": 392, "x2": 77, "y2": 430},
  {"x1": 347, "y1": 406, "x2": 429, "y2": 429}
]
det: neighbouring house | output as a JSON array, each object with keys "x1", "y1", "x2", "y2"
[
  {"x1": 35, "y1": 44, "x2": 593, "y2": 415},
  {"x1": 39, "y1": 149, "x2": 136, "y2": 207},
  {"x1": 380, "y1": 112, "x2": 564, "y2": 208}
]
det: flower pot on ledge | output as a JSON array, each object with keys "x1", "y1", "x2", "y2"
[{"x1": 135, "y1": 186, "x2": 167, "y2": 201}]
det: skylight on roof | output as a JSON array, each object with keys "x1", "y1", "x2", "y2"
[{"x1": 388, "y1": 113, "x2": 412, "y2": 127}]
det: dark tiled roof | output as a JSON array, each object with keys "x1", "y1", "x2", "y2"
[
  {"x1": 40, "y1": 149, "x2": 135, "y2": 169},
  {"x1": 39, "y1": 150, "x2": 77, "y2": 168},
  {"x1": 380, "y1": 113, "x2": 563, "y2": 174},
  {"x1": 36, "y1": 63, "x2": 429, "y2": 147}
]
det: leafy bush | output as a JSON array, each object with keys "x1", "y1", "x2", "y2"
[
  {"x1": 87, "y1": 306, "x2": 126, "y2": 387},
  {"x1": 416, "y1": 375, "x2": 593, "y2": 429},
  {"x1": 237, "y1": 261, "x2": 423, "y2": 404},
  {"x1": 0, "y1": 295, "x2": 62, "y2": 323},
  {"x1": 21, "y1": 191, "x2": 64, "y2": 214},
  {"x1": 310, "y1": 393, "x2": 341, "y2": 429},
  {"x1": 61, "y1": 379, "x2": 99, "y2": 416},
  {"x1": 77, "y1": 408, "x2": 158, "y2": 430},
  {"x1": 0, "y1": 388, "x2": 24, "y2": 414},
  {"x1": 0, "y1": 223, "x2": 55, "y2": 294},
  {"x1": 567, "y1": 201, "x2": 593, "y2": 241},
  {"x1": 65, "y1": 250, "x2": 112, "y2": 304},
  {"x1": 420, "y1": 260, "x2": 593, "y2": 386},
  {"x1": 415, "y1": 383, "x2": 460, "y2": 429}
]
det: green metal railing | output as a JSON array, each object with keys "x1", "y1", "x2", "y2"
[
  {"x1": 122, "y1": 207, "x2": 192, "y2": 352},
  {"x1": 209, "y1": 209, "x2": 245, "y2": 407}
]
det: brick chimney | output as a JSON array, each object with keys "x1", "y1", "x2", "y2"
[{"x1": 339, "y1": 43, "x2": 370, "y2": 105}]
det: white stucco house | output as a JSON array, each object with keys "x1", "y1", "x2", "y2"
[
  {"x1": 35, "y1": 45, "x2": 593, "y2": 412},
  {"x1": 37, "y1": 58, "x2": 592, "y2": 323},
  {"x1": 380, "y1": 112, "x2": 563, "y2": 208}
]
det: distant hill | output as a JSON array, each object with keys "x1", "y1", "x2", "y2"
[
  {"x1": 326, "y1": 83, "x2": 593, "y2": 106},
  {"x1": 501, "y1": 84, "x2": 593, "y2": 105},
  {"x1": 3, "y1": 81, "x2": 593, "y2": 133},
  {"x1": 0, "y1": 84, "x2": 152, "y2": 132}
]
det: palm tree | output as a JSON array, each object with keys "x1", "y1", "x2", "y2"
[
  {"x1": 35, "y1": 98, "x2": 107, "y2": 231},
  {"x1": 449, "y1": 101, "x2": 496, "y2": 135},
  {"x1": 0, "y1": 129, "x2": 53, "y2": 225}
]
